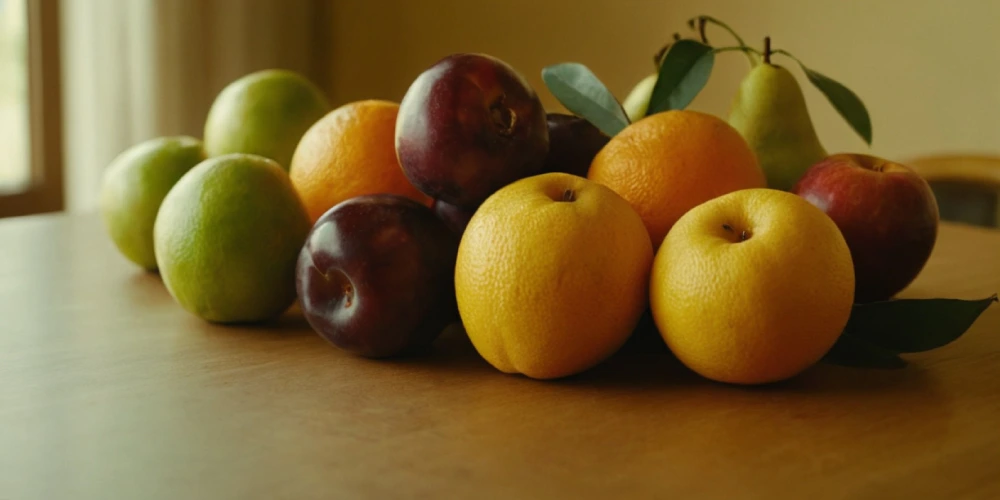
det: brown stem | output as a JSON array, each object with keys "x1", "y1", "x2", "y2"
[
  {"x1": 698, "y1": 17, "x2": 709, "y2": 44},
  {"x1": 653, "y1": 34, "x2": 682, "y2": 67},
  {"x1": 763, "y1": 36, "x2": 772, "y2": 64}
]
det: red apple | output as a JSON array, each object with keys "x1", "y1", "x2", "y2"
[
  {"x1": 295, "y1": 194, "x2": 460, "y2": 357},
  {"x1": 792, "y1": 153, "x2": 940, "y2": 303},
  {"x1": 395, "y1": 53, "x2": 549, "y2": 208}
]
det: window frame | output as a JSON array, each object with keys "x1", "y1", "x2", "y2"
[{"x1": 0, "y1": 0, "x2": 63, "y2": 217}]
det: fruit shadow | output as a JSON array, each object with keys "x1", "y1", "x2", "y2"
[
  {"x1": 561, "y1": 313, "x2": 943, "y2": 396},
  {"x1": 383, "y1": 317, "x2": 694, "y2": 384},
  {"x1": 378, "y1": 322, "x2": 497, "y2": 375},
  {"x1": 197, "y1": 302, "x2": 318, "y2": 338},
  {"x1": 773, "y1": 358, "x2": 938, "y2": 395},
  {"x1": 558, "y1": 326, "x2": 706, "y2": 390}
]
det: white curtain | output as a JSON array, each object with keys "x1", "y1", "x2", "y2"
[{"x1": 60, "y1": 0, "x2": 331, "y2": 212}]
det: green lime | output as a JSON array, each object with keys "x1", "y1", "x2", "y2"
[
  {"x1": 100, "y1": 136, "x2": 206, "y2": 271},
  {"x1": 154, "y1": 154, "x2": 312, "y2": 323},
  {"x1": 203, "y1": 69, "x2": 330, "y2": 170}
]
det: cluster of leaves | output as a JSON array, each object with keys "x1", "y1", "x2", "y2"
[
  {"x1": 540, "y1": 16, "x2": 997, "y2": 369},
  {"x1": 541, "y1": 16, "x2": 871, "y2": 145}
]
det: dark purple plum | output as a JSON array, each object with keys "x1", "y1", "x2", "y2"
[
  {"x1": 431, "y1": 199, "x2": 476, "y2": 236},
  {"x1": 295, "y1": 194, "x2": 460, "y2": 357},
  {"x1": 395, "y1": 53, "x2": 549, "y2": 209},
  {"x1": 543, "y1": 113, "x2": 610, "y2": 178}
]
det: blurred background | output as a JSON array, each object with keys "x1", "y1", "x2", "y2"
[{"x1": 1, "y1": 0, "x2": 999, "y2": 217}]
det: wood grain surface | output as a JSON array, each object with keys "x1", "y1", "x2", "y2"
[{"x1": 2, "y1": 214, "x2": 999, "y2": 500}]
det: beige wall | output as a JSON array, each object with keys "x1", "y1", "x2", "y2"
[{"x1": 327, "y1": 0, "x2": 1000, "y2": 162}]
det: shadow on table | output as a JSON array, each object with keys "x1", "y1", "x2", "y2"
[{"x1": 400, "y1": 311, "x2": 944, "y2": 397}]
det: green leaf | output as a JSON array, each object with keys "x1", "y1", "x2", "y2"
[
  {"x1": 843, "y1": 295, "x2": 997, "y2": 353},
  {"x1": 772, "y1": 49, "x2": 873, "y2": 145},
  {"x1": 802, "y1": 67, "x2": 873, "y2": 145},
  {"x1": 541, "y1": 63, "x2": 630, "y2": 137},
  {"x1": 823, "y1": 333, "x2": 907, "y2": 369},
  {"x1": 646, "y1": 39, "x2": 715, "y2": 116},
  {"x1": 822, "y1": 294, "x2": 996, "y2": 369}
]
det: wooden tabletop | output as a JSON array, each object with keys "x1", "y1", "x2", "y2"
[{"x1": 2, "y1": 213, "x2": 999, "y2": 500}]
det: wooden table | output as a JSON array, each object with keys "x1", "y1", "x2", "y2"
[{"x1": 2, "y1": 214, "x2": 999, "y2": 499}]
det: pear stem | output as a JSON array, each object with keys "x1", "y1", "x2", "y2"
[{"x1": 763, "y1": 36, "x2": 772, "y2": 64}]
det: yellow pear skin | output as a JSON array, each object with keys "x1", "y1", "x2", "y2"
[{"x1": 728, "y1": 64, "x2": 827, "y2": 191}]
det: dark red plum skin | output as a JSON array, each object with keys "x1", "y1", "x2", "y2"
[
  {"x1": 431, "y1": 199, "x2": 476, "y2": 236},
  {"x1": 543, "y1": 113, "x2": 610, "y2": 178},
  {"x1": 395, "y1": 53, "x2": 549, "y2": 209},
  {"x1": 295, "y1": 194, "x2": 460, "y2": 357}
]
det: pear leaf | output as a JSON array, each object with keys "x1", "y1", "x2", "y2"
[
  {"x1": 842, "y1": 295, "x2": 997, "y2": 353},
  {"x1": 773, "y1": 50, "x2": 873, "y2": 145},
  {"x1": 823, "y1": 333, "x2": 906, "y2": 369},
  {"x1": 823, "y1": 294, "x2": 996, "y2": 369},
  {"x1": 646, "y1": 39, "x2": 715, "y2": 116},
  {"x1": 541, "y1": 63, "x2": 630, "y2": 137},
  {"x1": 801, "y1": 67, "x2": 873, "y2": 145}
]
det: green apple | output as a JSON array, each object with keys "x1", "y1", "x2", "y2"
[
  {"x1": 203, "y1": 69, "x2": 330, "y2": 170},
  {"x1": 100, "y1": 136, "x2": 205, "y2": 271}
]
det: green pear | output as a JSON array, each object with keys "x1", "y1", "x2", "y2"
[
  {"x1": 622, "y1": 73, "x2": 657, "y2": 122},
  {"x1": 728, "y1": 63, "x2": 827, "y2": 191}
]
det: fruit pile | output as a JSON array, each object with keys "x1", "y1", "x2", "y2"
[{"x1": 100, "y1": 17, "x2": 995, "y2": 385}]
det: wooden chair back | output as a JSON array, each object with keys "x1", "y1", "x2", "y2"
[{"x1": 905, "y1": 155, "x2": 1000, "y2": 228}]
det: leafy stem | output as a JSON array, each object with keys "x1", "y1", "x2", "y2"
[
  {"x1": 769, "y1": 48, "x2": 797, "y2": 60},
  {"x1": 688, "y1": 15, "x2": 757, "y2": 66},
  {"x1": 713, "y1": 46, "x2": 763, "y2": 57},
  {"x1": 767, "y1": 47, "x2": 874, "y2": 145}
]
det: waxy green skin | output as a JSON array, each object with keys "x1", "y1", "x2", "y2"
[
  {"x1": 204, "y1": 69, "x2": 330, "y2": 170},
  {"x1": 729, "y1": 63, "x2": 828, "y2": 191},
  {"x1": 100, "y1": 135, "x2": 206, "y2": 271}
]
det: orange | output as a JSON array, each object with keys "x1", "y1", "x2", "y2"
[
  {"x1": 289, "y1": 100, "x2": 431, "y2": 222},
  {"x1": 588, "y1": 110, "x2": 765, "y2": 248},
  {"x1": 650, "y1": 188, "x2": 855, "y2": 385},
  {"x1": 455, "y1": 172, "x2": 653, "y2": 380}
]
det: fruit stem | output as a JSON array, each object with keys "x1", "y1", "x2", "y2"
[
  {"x1": 490, "y1": 96, "x2": 516, "y2": 137},
  {"x1": 722, "y1": 224, "x2": 750, "y2": 242},
  {"x1": 697, "y1": 18, "x2": 709, "y2": 44},
  {"x1": 763, "y1": 36, "x2": 772, "y2": 64},
  {"x1": 561, "y1": 189, "x2": 576, "y2": 202},
  {"x1": 689, "y1": 15, "x2": 757, "y2": 67}
]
